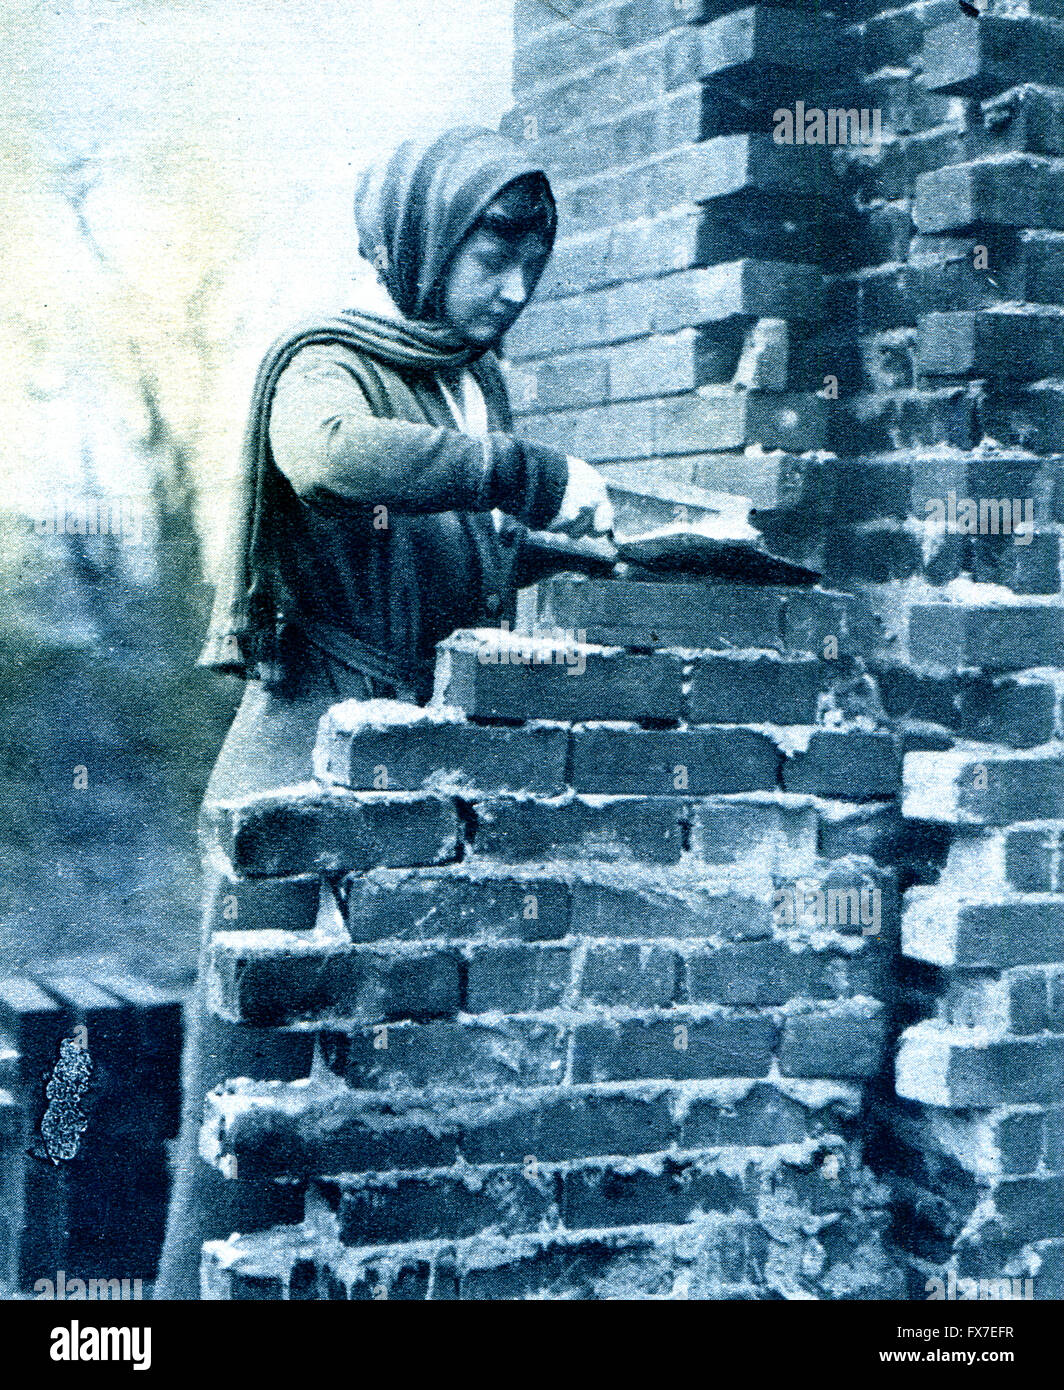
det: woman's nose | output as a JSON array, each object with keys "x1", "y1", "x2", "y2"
[{"x1": 498, "y1": 264, "x2": 528, "y2": 307}]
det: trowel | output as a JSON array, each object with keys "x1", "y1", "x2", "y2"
[{"x1": 523, "y1": 520, "x2": 822, "y2": 587}]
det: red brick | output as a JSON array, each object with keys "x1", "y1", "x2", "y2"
[
  {"x1": 914, "y1": 156, "x2": 1064, "y2": 234},
  {"x1": 571, "y1": 1009, "x2": 778, "y2": 1081},
  {"x1": 578, "y1": 943, "x2": 678, "y2": 1007},
  {"x1": 322, "y1": 1016, "x2": 570, "y2": 1092},
  {"x1": 918, "y1": 309, "x2": 1064, "y2": 380},
  {"x1": 685, "y1": 938, "x2": 878, "y2": 1006},
  {"x1": 314, "y1": 700, "x2": 568, "y2": 796},
  {"x1": 687, "y1": 797, "x2": 820, "y2": 872},
  {"x1": 902, "y1": 891, "x2": 1064, "y2": 968},
  {"x1": 464, "y1": 942, "x2": 572, "y2": 1013},
  {"x1": 921, "y1": 17, "x2": 1064, "y2": 97},
  {"x1": 908, "y1": 603, "x2": 1064, "y2": 670},
  {"x1": 208, "y1": 932, "x2": 463, "y2": 1027},
  {"x1": 897, "y1": 1022, "x2": 1064, "y2": 1105},
  {"x1": 471, "y1": 794, "x2": 685, "y2": 865},
  {"x1": 344, "y1": 865, "x2": 570, "y2": 943},
  {"x1": 538, "y1": 576, "x2": 853, "y2": 655},
  {"x1": 903, "y1": 749, "x2": 1064, "y2": 825},
  {"x1": 202, "y1": 787, "x2": 461, "y2": 877},
  {"x1": 203, "y1": 870, "x2": 321, "y2": 936},
  {"x1": 569, "y1": 869, "x2": 776, "y2": 939},
  {"x1": 688, "y1": 653, "x2": 828, "y2": 724},
  {"x1": 782, "y1": 730, "x2": 900, "y2": 800},
  {"x1": 779, "y1": 999, "x2": 887, "y2": 1078},
  {"x1": 434, "y1": 631, "x2": 684, "y2": 720},
  {"x1": 570, "y1": 725, "x2": 780, "y2": 795},
  {"x1": 317, "y1": 1165, "x2": 555, "y2": 1245}
]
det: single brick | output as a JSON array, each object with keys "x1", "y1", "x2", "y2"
[
  {"x1": 314, "y1": 699, "x2": 569, "y2": 795},
  {"x1": 434, "y1": 631, "x2": 684, "y2": 720},
  {"x1": 317, "y1": 1164, "x2": 555, "y2": 1246},
  {"x1": 208, "y1": 932, "x2": 463, "y2": 1027},
  {"x1": 996, "y1": 1174, "x2": 1064, "y2": 1243},
  {"x1": 681, "y1": 1080, "x2": 858, "y2": 1148},
  {"x1": 688, "y1": 653, "x2": 827, "y2": 724},
  {"x1": 685, "y1": 939, "x2": 875, "y2": 1006},
  {"x1": 914, "y1": 156, "x2": 1064, "y2": 233},
  {"x1": 1009, "y1": 969, "x2": 1049, "y2": 1034},
  {"x1": 779, "y1": 999, "x2": 887, "y2": 1078},
  {"x1": 896, "y1": 1022, "x2": 1064, "y2": 1105},
  {"x1": 540, "y1": 576, "x2": 778, "y2": 649},
  {"x1": 571, "y1": 1010, "x2": 778, "y2": 1082},
  {"x1": 1004, "y1": 827, "x2": 1060, "y2": 892},
  {"x1": 921, "y1": 16, "x2": 1064, "y2": 97},
  {"x1": 696, "y1": 6, "x2": 844, "y2": 78},
  {"x1": 345, "y1": 866, "x2": 572, "y2": 943},
  {"x1": 464, "y1": 942, "x2": 572, "y2": 1013},
  {"x1": 560, "y1": 1153, "x2": 750, "y2": 1231},
  {"x1": 687, "y1": 797, "x2": 820, "y2": 873},
  {"x1": 908, "y1": 602, "x2": 1064, "y2": 671},
  {"x1": 918, "y1": 309, "x2": 1064, "y2": 381},
  {"x1": 996, "y1": 1111, "x2": 1046, "y2": 1175},
  {"x1": 578, "y1": 943, "x2": 678, "y2": 1008},
  {"x1": 903, "y1": 749, "x2": 1064, "y2": 825},
  {"x1": 903, "y1": 891, "x2": 1064, "y2": 968},
  {"x1": 782, "y1": 730, "x2": 901, "y2": 800},
  {"x1": 204, "y1": 871, "x2": 321, "y2": 935},
  {"x1": 569, "y1": 871, "x2": 776, "y2": 940},
  {"x1": 570, "y1": 725, "x2": 780, "y2": 795},
  {"x1": 471, "y1": 794, "x2": 685, "y2": 865},
  {"x1": 202, "y1": 787, "x2": 461, "y2": 877},
  {"x1": 321, "y1": 1016, "x2": 570, "y2": 1092}
]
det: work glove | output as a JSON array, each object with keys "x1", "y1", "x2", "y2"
[{"x1": 548, "y1": 456, "x2": 614, "y2": 539}]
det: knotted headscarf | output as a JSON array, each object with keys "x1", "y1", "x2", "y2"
[{"x1": 199, "y1": 126, "x2": 556, "y2": 678}]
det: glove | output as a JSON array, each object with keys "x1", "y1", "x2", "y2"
[{"x1": 547, "y1": 456, "x2": 614, "y2": 539}]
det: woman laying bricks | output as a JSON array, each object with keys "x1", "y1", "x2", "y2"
[{"x1": 155, "y1": 126, "x2": 614, "y2": 1298}]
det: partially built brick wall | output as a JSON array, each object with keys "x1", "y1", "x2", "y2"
[
  {"x1": 500, "y1": 0, "x2": 1064, "y2": 1298},
  {"x1": 200, "y1": 587, "x2": 902, "y2": 1300},
  {"x1": 186, "y1": 0, "x2": 1064, "y2": 1299}
]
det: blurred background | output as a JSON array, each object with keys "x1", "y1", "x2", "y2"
[{"x1": 0, "y1": 0, "x2": 515, "y2": 989}]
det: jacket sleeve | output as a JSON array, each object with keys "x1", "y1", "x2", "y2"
[{"x1": 268, "y1": 345, "x2": 568, "y2": 529}]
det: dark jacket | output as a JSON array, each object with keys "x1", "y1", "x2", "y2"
[
  {"x1": 260, "y1": 336, "x2": 567, "y2": 701},
  {"x1": 198, "y1": 126, "x2": 567, "y2": 703}
]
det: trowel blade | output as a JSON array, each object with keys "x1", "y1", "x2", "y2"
[{"x1": 613, "y1": 526, "x2": 822, "y2": 585}]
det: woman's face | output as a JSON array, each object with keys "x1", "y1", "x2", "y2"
[{"x1": 439, "y1": 193, "x2": 551, "y2": 346}]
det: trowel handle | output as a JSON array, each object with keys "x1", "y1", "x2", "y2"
[{"x1": 522, "y1": 530, "x2": 620, "y2": 574}]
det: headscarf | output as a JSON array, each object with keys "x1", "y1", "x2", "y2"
[{"x1": 199, "y1": 126, "x2": 556, "y2": 679}]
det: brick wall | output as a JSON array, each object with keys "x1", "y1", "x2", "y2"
[
  {"x1": 174, "y1": 0, "x2": 1064, "y2": 1298},
  {"x1": 199, "y1": 592, "x2": 903, "y2": 1300},
  {"x1": 503, "y1": 0, "x2": 1064, "y2": 1300}
]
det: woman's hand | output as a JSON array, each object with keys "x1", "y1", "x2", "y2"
[{"x1": 548, "y1": 456, "x2": 614, "y2": 538}]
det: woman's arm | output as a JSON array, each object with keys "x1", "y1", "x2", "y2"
[{"x1": 268, "y1": 345, "x2": 568, "y2": 529}]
